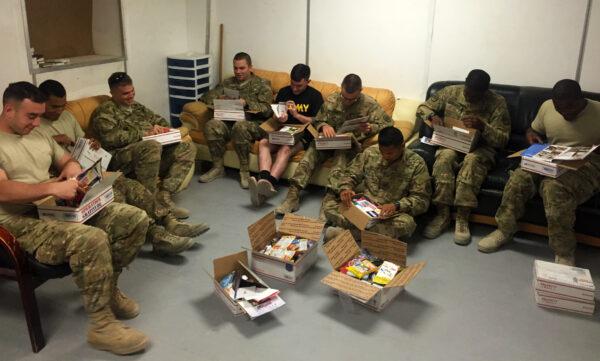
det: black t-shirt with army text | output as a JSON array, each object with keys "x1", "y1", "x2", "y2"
[{"x1": 275, "y1": 85, "x2": 324, "y2": 124}]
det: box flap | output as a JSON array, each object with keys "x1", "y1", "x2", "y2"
[
  {"x1": 260, "y1": 118, "x2": 281, "y2": 133},
  {"x1": 386, "y1": 261, "x2": 426, "y2": 288},
  {"x1": 279, "y1": 213, "x2": 325, "y2": 241},
  {"x1": 80, "y1": 171, "x2": 120, "y2": 204},
  {"x1": 321, "y1": 271, "x2": 380, "y2": 302},
  {"x1": 361, "y1": 231, "x2": 407, "y2": 267},
  {"x1": 213, "y1": 251, "x2": 248, "y2": 281},
  {"x1": 247, "y1": 212, "x2": 277, "y2": 251},
  {"x1": 306, "y1": 124, "x2": 318, "y2": 138},
  {"x1": 322, "y1": 229, "x2": 361, "y2": 270},
  {"x1": 237, "y1": 260, "x2": 270, "y2": 288}
]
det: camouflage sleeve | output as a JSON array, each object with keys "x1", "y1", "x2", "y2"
[
  {"x1": 397, "y1": 158, "x2": 431, "y2": 216},
  {"x1": 139, "y1": 103, "x2": 169, "y2": 127},
  {"x1": 313, "y1": 104, "x2": 330, "y2": 131},
  {"x1": 91, "y1": 107, "x2": 144, "y2": 150},
  {"x1": 481, "y1": 99, "x2": 511, "y2": 149},
  {"x1": 338, "y1": 150, "x2": 367, "y2": 191},
  {"x1": 358, "y1": 104, "x2": 393, "y2": 142},
  {"x1": 199, "y1": 82, "x2": 225, "y2": 106},
  {"x1": 415, "y1": 87, "x2": 450, "y2": 125},
  {"x1": 245, "y1": 81, "x2": 274, "y2": 118}
]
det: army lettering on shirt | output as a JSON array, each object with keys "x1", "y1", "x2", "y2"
[{"x1": 275, "y1": 85, "x2": 324, "y2": 124}]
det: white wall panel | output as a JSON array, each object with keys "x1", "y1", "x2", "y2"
[
  {"x1": 580, "y1": 0, "x2": 600, "y2": 92},
  {"x1": 0, "y1": 0, "x2": 33, "y2": 88},
  {"x1": 428, "y1": 0, "x2": 588, "y2": 87}
]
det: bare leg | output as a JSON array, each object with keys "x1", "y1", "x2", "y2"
[
  {"x1": 258, "y1": 138, "x2": 278, "y2": 172},
  {"x1": 270, "y1": 142, "x2": 303, "y2": 179}
]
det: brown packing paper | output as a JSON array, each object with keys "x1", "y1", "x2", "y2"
[
  {"x1": 322, "y1": 229, "x2": 361, "y2": 270},
  {"x1": 321, "y1": 271, "x2": 380, "y2": 302},
  {"x1": 279, "y1": 213, "x2": 325, "y2": 241},
  {"x1": 247, "y1": 212, "x2": 278, "y2": 251},
  {"x1": 213, "y1": 251, "x2": 248, "y2": 281},
  {"x1": 361, "y1": 231, "x2": 407, "y2": 267},
  {"x1": 386, "y1": 261, "x2": 426, "y2": 288}
]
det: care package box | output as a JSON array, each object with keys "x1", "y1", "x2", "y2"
[
  {"x1": 35, "y1": 171, "x2": 120, "y2": 223},
  {"x1": 321, "y1": 230, "x2": 425, "y2": 312},
  {"x1": 533, "y1": 260, "x2": 595, "y2": 315},
  {"x1": 261, "y1": 118, "x2": 318, "y2": 146},
  {"x1": 247, "y1": 212, "x2": 325, "y2": 284},
  {"x1": 430, "y1": 117, "x2": 480, "y2": 153},
  {"x1": 142, "y1": 128, "x2": 182, "y2": 145},
  {"x1": 212, "y1": 250, "x2": 285, "y2": 319},
  {"x1": 315, "y1": 134, "x2": 353, "y2": 150},
  {"x1": 513, "y1": 144, "x2": 598, "y2": 178},
  {"x1": 341, "y1": 194, "x2": 386, "y2": 230},
  {"x1": 213, "y1": 99, "x2": 245, "y2": 121}
]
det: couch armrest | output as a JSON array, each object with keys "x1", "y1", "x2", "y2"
[{"x1": 180, "y1": 101, "x2": 211, "y2": 130}]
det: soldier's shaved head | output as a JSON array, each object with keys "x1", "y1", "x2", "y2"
[
  {"x1": 552, "y1": 79, "x2": 583, "y2": 101},
  {"x1": 341, "y1": 74, "x2": 362, "y2": 94}
]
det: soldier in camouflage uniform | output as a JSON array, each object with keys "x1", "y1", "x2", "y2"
[
  {"x1": 418, "y1": 70, "x2": 510, "y2": 245},
  {"x1": 323, "y1": 127, "x2": 431, "y2": 242},
  {"x1": 479, "y1": 80, "x2": 600, "y2": 266},
  {"x1": 276, "y1": 74, "x2": 393, "y2": 217},
  {"x1": 198, "y1": 52, "x2": 273, "y2": 188},
  {"x1": 91, "y1": 72, "x2": 196, "y2": 219},
  {"x1": 37, "y1": 80, "x2": 208, "y2": 256},
  {"x1": 0, "y1": 82, "x2": 150, "y2": 354}
]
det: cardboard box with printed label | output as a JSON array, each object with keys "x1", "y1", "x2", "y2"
[
  {"x1": 71, "y1": 138, "x2": 112, "y2": 171},
  {"x1": 430, "y1": 117, "x2": 480, "y2": 153},
  {"x1": 341, "y1": 195, "x2": 383, "y2": 231},
  {"x1": 321, "y1": 230, "x2": 425, "y2": 312},
  {"x1": 510, "y1": 144, "x2": 598, "y2": 178},
  {"x1": 247, "y1": 212, "x2": 325, "y2": 284},
  {"x1": 315, "y1": 134, "x2": 353, "y2": 150},
  {"x1": 35, "y1": 172, "x2": 120, "y2": 223},
  {"x1": 261, "y1": 121, "x2": 318, "y2": 146},
  {"x1": 212, "y1": 250, "x2": 285, "y2": 319},
  {"x1": 142, "y1": 129, "x2": 182, "y2": 146},
  {"x1": 213, "y1": 99, "x2": 245, "y2": 121}
]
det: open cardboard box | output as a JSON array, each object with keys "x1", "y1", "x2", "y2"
[
  {"x1": 212, "y1": 250, "x2": 285, "y2": 319},
  {"x1": 508, "y1": 145, "x2": 595, "y2": 178},
  {"x1": 315, "y1": 133, "x2": 354, "y2": 150},
  {"x1": 261, "y1": 119, "x2": 318, "y2": 146},
  {"x1": 341, "y1": 194, "x2": 388, "y2": 231},
  {"x1": 247, "y1": 212, "x2": 325, "y2": 284},
  {"x1": 35, "y1": 172, "x2": 120, "y2": 223},
  {"x1": 142, "y1": 128, "x2": 182, "y2": 145},
  {"x1": 429, "y1": 117, "x2": 480, "y2": 153},
  {"x1": 321, "y1": 230, "x2": 425, "y2": 312}
]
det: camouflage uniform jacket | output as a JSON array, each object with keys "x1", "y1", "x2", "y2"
[
  {"x1": 200, "y1": 73, "x2": 273, "y2": 120},
  {"x1": 313, "y1": 93, "x2": 393, "y2": 143},
  {"x1": 339, "y1": 146, "x2": 431, "y2": 216},
  {"x1": 91, "y1": 100, "x2": 169, "y2": 151},
  {"x1": 416, "y1": 85, "x2": 511, "y2": 150}
]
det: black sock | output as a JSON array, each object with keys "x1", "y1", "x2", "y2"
[
  {"x1": 259, "y1": 170, "x2": 271, "y2": 180},
  {"x1": 267, "y1": 174, "x2": 278, "y2": 186}
]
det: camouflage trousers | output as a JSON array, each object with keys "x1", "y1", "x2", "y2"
[
  {"x1": 322, "y1": 195, "x2": 417, "y2": 240},
  {"x1": 290, "y1": 142, "x2": 357, "y2": 191},
  {"x1": 495, "y1": 155, "x2": 600, "y2": 257},
  {"x1": 1, "y1": 203, "x2": 149, "y2": 313},
  {"x1": 204, "y1": 118, "x2": 266, "y2": 166},
  {"x1": 111, "y1": 139, "x2": 196, "y2": 194},
  {"x1": 112, "y1": 175, "x2": 164, "y2": 220},
  {"x1": 432, "y1": 147, "x2": 495, "y2": 208}
]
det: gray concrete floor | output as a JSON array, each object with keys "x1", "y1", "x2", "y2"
[{"x1": 1, "y1": 168, "x2": 600, "y2": 361}]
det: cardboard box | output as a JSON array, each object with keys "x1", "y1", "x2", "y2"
[
  {"x1": 533, "y1": 260, "x2": 595, "y2": 301},
  {"x1": 212, "y1": 250, "x2": 285, "y2": 319},
  {"x1": 341, "y1": 195, "x2": 383, "y2": 231},
  {"x1": 35, "y1": 172, "x2": 120, "y2": 223},
  {"x1": 315, "y1": 134, "x2": 353, "y2": 150},
  {"x1": 247, "y1": 212, "x2": 325, "y2": 284},
  {"x1": 142, "y1": 129, "x2": 182, "y2": 146},
  {"x1": 213, "y1": 99, "x2": 245, "y2": 121},
  {"x1": 321, "y1": 230, "x2": 425, "y2": 311},
  {"x1": 71, "y1": 138, "x2": 112, "y2": 171},
  {"x1": 267, "y1": 123, "x2": 317, "y2": 146},
  {"x1": 430, "y1": 117, "x2": 480, "y2": 153},
  {"x1": 534, "y1": 288, "x2": 595, "y2": 315},
  {"x1": 512, "y1": 144, "x2": 598, "y2": 178}
]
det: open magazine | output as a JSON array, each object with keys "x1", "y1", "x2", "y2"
[{"x1": 58, "y1": 159, "x2": 103, "y2": 207}]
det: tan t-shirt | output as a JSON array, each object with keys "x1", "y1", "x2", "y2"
[
  {"x1": 0, "y1": 130, "x2": 65, "y2": 220},
  {"x1": 38, "y1": 110, "x2": 85, "y2": 147},
  {"x1": 531, "y1": 99, "x2": 600, "y2": 146}
]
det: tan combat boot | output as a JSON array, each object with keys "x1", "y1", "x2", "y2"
[
  {"x1": 150, "y1": 225, "x2": 195, "y2": 256},
  {"x1": 198, "y1": 158, "x2": 225, "y2": 183},
  {"x1": 156, "y1": 190, "x2": 190, "y2": 220},
  {"x1": 555, "y1": 254, "x2": 575, "y2": 266},
  {"x1": 248, "y1": 176, "x2": 266, "y2": 206},
  {"x1": 423, "y1": 205, "x2": 451, "y2": 239},
  {"x1": 477, "y1": 229, "x2": 512, "y2": 253},
  {"x1": 275, "y1": 184, "x2": 301, "y2": 215},
  {"x1": 110, "y1": 287, "x2": 140, "y2": 320},
  {"x1": 164, "y1": 214, "x2": 209, "y2": 238},
  {"x1": 454, "y1": 207, "x2": 472, "y2": 245},
  {"x1": 239, "y1": 164, "x2": 250, "y2": 189},
  {"x1": 87, "y1": 306, "x2": 149, "y2": 355}
]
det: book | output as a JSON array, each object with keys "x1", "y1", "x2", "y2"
[
  {"x1": 270, "y1": 102, "x2": 287, "y2": 118},
  {"x1": 213, "y1": 99, "x2": 245, "y2": 121}
]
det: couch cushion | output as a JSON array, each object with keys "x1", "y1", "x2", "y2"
[{"x1": 65, "y1": 95, "x2": 110, "y2": 135}]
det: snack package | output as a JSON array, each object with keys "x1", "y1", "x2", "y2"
[{"x1": 373, "y1": 261, "x2": 400, "y2": 285}]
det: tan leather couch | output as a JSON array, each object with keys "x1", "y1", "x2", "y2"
[
  {"x1": 179, "y1": 69, "x2": 420, "y2": 186},
  {"x1": 65, "y1": 95, "x2": 194, "y2": 192}
]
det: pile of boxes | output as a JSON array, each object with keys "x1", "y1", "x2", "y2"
[{"x1": 533, "y1": 260, "x2": 596, "y2": 315}]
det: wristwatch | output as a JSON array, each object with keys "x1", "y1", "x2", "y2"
[{"x1": 394, "y1": 201, "x2": 402, "y2": 212}]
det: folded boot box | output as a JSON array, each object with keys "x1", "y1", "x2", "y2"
[
  {"x1": 212, "y1": 250, "x2": 285, "y2": 319},
  {"x1": 247, "y1": 212, "x2": 325, "y2": 284},
  {"x1": 35, "y1": 172, "x2": 120, "y2": 223},
  {"x1": 321, "y1": 230, "x2": 425, "y2": 312}
]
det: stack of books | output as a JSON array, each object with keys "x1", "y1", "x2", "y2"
[{"x1": 533, "y1": 260, "x2": 595, "y2": 315}]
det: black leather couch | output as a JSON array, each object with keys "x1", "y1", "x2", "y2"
[{"x1": 410, "y1": 81, "x2": 600, "y2": 244}]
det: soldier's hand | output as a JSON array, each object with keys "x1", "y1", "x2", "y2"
[
  {"x1": 462, "y1": 116, "x2": 484, "y2": 130},
  {"x1": 286, "y1": 101, "x2": 298, "y2": 116},
  {"x1": 359, "y1": 122, "x2": 372, "y2": 133},
  {"x1": 53, "y1": 134, "x2": 74, "y2": 147},
  {"x1": 430, "y1": 115, "x2": 444, "y2": 126},
  {"x1": 526, "y1": 129, "x2": 544, "y2": 144},
  {"x1": 156, "y1": 125, "x2": 171, "y2": 134},
  {"x1": 322, "y1": 125, "x2": 336, "y2": 138},
  {"x1": 239, "y1": 98, "x2": 247, "y2": 107},
  {"x1": 340, "y1": 189, "x2": 355, "y2": 208},
  {"x1": 277, "y1": 112, "x2": 288, "y2": 123},
  {"x1": 379, "y1": 203, "x2": 397, "y2": 218},
  {"x1": 89, "y1": 138, "x2": 101, "y2": 150},
  {"x1": 52, "y1": 179, "x2": 79, "y2": 200}
]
